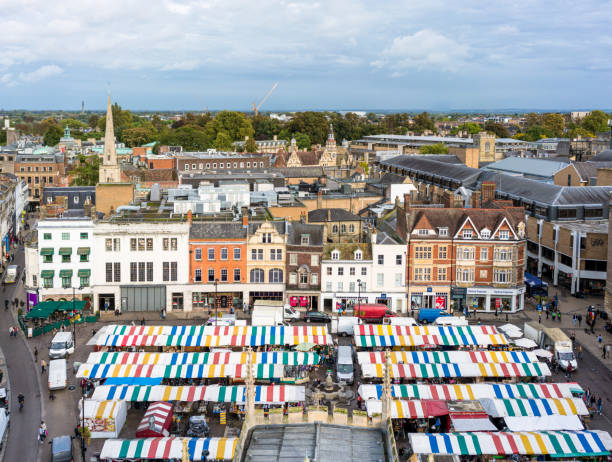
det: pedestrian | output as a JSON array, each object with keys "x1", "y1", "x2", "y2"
[
  {"x1": 39, "y1": 421, "x2": 47, "y2": 443},
  {"x1": 573, "y1": 314, "x2": 577, "y2": 326},
  {"x1": 141, "y1": 317, "x2": 145, "y2": 326},
  {"x1": 565, "y1": 363, "x2": 572, "y2": 380},
  {"x1": 607, "y1": 344, "x2": 611, "y2": 359},
  {"x1": 558, "y1": 311, "x2": 561, "y2": 322},
  {"x1": 578, "y1": 345, "x2": 583, "y2": 361},
  {"x1": 34, "y1": 346, "x2": 38, "y2": 361},
  {"x1": 538, "y1": 314, "x2": 541, "y2": 324},
  {"x1": 546, "y1": 309, "x2": 549, "y2": 320},
  {"x1": 603, "y1": 344, "x2": 607, "y2": 359},
  {"x1": 41, "y1": 359, "x2": 46, "y2": 374},
  {"x1": 578, "y1": 315, "x2": 582, "y2": 327},
  {"x1": 597, "y1": 334, "x2": 603, "y2": 343},
  {"x1": 552, "y1": 311, "x2": 556, "y2": 321},
  {"x1": 597, "y1": 397, "x2": 603, "y2": 416}
]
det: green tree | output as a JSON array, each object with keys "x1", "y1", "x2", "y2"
[
  {"x1": 568, "y1": 126, "x2": 595, "y2": 139},
  {"x1": 214, "y1": 131, "x2": 233, "y2": 150},
  {"x1": 43, "y1": 124, "x2": 62, "y2": 146},
  {"x1": 245, "y1": 137, "x2": 257, "y2": 153},
  {"x1": 88, "y1": 114, "x2": 100, "y2": 129},
  {"x1": 122, "y1": 126, "x2": 157, "y2": 147},
  {"x1": 541, "y1": 113, "x2": 565, "y2": 137},
  {"x1": 251, "y1": 115, "x2": 283, "y2": 139},
  {"x1": 0, "y1": 130, "x2": 6, "y2": 145},
  {"x1": 97, "y1": 102, "x2": 134, "y2": 140},
  {"x1": 205, "y1": 111, "x2": 254, "y2": 145},
  {"x1": 412, "y1": 112, "x2": 436, "y2": 133},
  {"x1": 522, "y1": 125, "x2": 546, "y2": 141},
  {"x1": 419, "y1": 143, "x2": 448, "y2": 154},
  {"x1": 294, "y1": 132, "x2": 311, "y2": 150},
  {"x1": 159, "y1": 125, "x2": 211, "y2": 151},
  {"x1": 70, "y1": 154, "x2": 100, "y2": 186},
  {"x1": 581, "y1": 110, "x2": 609, "y2": 134},
  {"x1": 525, "y1": 112, "x2": 541, "y2": 128},
  {"x1": 452, "y1": 122, "x2": 481, "y2": 135},
  {"x1": 288, "y1": 112, "x2": 329, "y2": 145},
  {"x1": 483, "y1": 121, "x2": 510, "y2": 138},
  {"x1": 63, "y1": 118, "x2": 87, "y2": 129}
]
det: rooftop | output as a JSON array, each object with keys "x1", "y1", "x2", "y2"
[
  {"x1": 239, "y1": 423, "x2": 391, "y2": 462},
  {"x1": 483, "y1": 157, "x2": 568, "y2": 179},
  {"x1": 308, "y1": 208, "x2": 361, "y2": 222},
  {"x1": 361, "y1": 134, "x2": 473, "y2": 144}
]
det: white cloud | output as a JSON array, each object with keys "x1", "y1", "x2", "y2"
[
  {"x1": 373, "y1": 29, "x2": 470, "y2": 73},
  {"x1": 18, "y1": 65, "x2": 62, "y2": 82}
]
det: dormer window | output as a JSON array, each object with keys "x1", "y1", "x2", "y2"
[
  {"x1": 331, "y1": 250, "x2": 340, "y2": 260},
  {"x1": 462, "y1": 229, "x2": 473, "y2": 239},
  {"x1": 499, "y1": 230, "x2": 510, "y2": 240},
  {"x1": 481, "y1": 229, "x2": 490, "y2": 239},
  {"x1": 438, "y1": 228, "x2": 448, "y2": 237},
  {"x1": 417, "y1": 229, "x2": 428, "y2": 236},
  {"x1": 301, "y1": 234, "x2": 310, "y2": 246},
  {"x1": 354, "y1": 250, "x2": 363, "y2": 260}
]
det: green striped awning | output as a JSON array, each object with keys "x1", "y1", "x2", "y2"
[
  {"x1": 77, "y1": 247, "x2": 90, "y2": 255},
  {"x1": 59, "y1": 269, "x2": 73, "y2": 278},
  {"x1": 58, "y1": 248, "x2": 72, "y2": 255},
  {"x1": 40, "y1": 248, "x2": 54, "y2": 256},
  {"x1": 40, "y1": 270, "x2": 54, "y2": 278},
  {"x1": 77, "y1": 269, "x2": 91, "y2": 277}
]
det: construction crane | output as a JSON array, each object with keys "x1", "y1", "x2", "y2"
[{"x1": 252, "y1": 82, "x2": 278, "y2": 116}]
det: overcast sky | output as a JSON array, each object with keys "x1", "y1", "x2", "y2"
[{"x1": 1, "y1": 0, "x2": 611, "y2": 111}]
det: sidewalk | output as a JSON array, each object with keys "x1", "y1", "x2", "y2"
[{"x1": 0, "y1": 347, "x2": 8, "y2": 462}]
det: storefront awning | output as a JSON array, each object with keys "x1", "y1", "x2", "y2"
[
  {"x1": 59, "y1": 269, "x2": 73, "y2": 278},
  {"x1": 77, "y1": 269, "x2": 91, "y2": 277},
  {"x1": 58, "y1": 247, "x2": 72, "y2": 255},
  {"x1": 76, "y1": 247, "x2": 90, "y2": 255},
  {"x1": 40, "y1": 248, "x2": 54, "y2": 256},
  {"x1": 409, "y1": 430, "x2": 612, "y2": 456},
  {"x1": 100, "y1": 437, "x2": 237, "y2": 461},
  {"x1": 40, "y1": 270, "x2": 54, "y2": 278}
]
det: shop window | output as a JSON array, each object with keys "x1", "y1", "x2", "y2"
[{"x1": 585, "y1": 260, "x2": 606, "y2": 271}]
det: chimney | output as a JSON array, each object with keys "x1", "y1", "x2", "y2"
[
  {"x1": 327, "y1": 209, "x2": 331, "y2": 221},
  {"x1": 242, "y1": 213, "x2": 249, "y2": 227},
  {"x1": 187, "y1": 209, "x2": 192, "y2": 225},
  {"x1": 471, "y1": 191, "x2": 481, "y2": 209},
  {"x1": 481, "y1": 181, "x2": 496, "y2": 204},
  {"x1": 394, "y1": 195, "x2": 401, "y2": 209},
  {"x1": 403, "y1": 193, "x2": 411, "y2": 208},
  {"x1": 371, "y1": 226, "x2": 377, "y2": 243},
  {"x1": 317, "y1": 190, "x2": 322, "y2": 209}
]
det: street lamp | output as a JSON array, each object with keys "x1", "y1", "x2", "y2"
[
  {"x1": 80, "y1": 380, "x2": 86, "y2": 461},
  {"x1": 214, "y1": 278, "x2": 219, "y2": 326},
  {"x1": 357, "y1": 279, "x2": 361, "y2": 314},
  {"x1": 72, "y1": 286, "x2": 82, "y2": 343}
]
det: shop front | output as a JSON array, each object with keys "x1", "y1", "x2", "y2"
[
  {"x1": 450, "y1": 287, "x2": 467, "y2": 313},
  {"x1": 191, "y1": 291, "x2": 243, "y2": 311},
  {"x1": 464, "y1": 286, "x2": 526, "y2": 313},
  {"x1": 409, "y1": 287, "x2": 450, "y2": 313},
  {"x1": 287, "y1": 293, "x2": 318, "y2": 311}
]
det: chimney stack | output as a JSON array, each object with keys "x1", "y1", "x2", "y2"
[
  {"x1": 187, "y1": 209, "x2": 192, "y2": 225},
  {"x1": 481, "y1": 181, "x2": 496, "y2": 204},
  {"x1": 471, "y1": 191, "x2": 481, "y2": 209},
  {"x1": 317, "y1": 190, "x2": 323, "y2": 209},
  {"x1": 242, "y1": 213, "x2": 249, "y2": 227},
  {"x1": 327, "y1": 209, "x2": 331, "y2": 221},
  {"x1": 403, "y1": 193, "x2": 411, "y2": 208}
]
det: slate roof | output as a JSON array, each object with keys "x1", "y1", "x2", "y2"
[
  {"x1": 571, "y1": 163, "x2": 598, "y2": 182},
  {"x1": 381, "y1": 156, "x2": 481, "y2": 183},
  {"x1": 274, "y1": 166, "x2": 324, "y2": 178},
  {"x1": 588, "y1": 150, "x2": 612, "y2": 162},
  {"x1": 322, "y1": 242, "x2": 372, "y2": 260},
  {"x1": 380, "y1": 172, "x2": 406, "y2": 184},
  {"x1": 286, "y1": 222, "x2": 324, "y2": 246},
  {"x1": 189, "y1": 222, "x2": 247, "y2": 239},
  {"x1": 308, "y1": 208, "x2": 361, "y2": 222}
]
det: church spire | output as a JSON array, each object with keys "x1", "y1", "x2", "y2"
[
  {"x1": 103, "y1": 93, "x2": 117, "y2": 166},
  {"x1": 328, "y1": 123, "x2": 334, "y2": 141}
]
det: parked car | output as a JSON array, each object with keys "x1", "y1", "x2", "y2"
[
  {"x1": 51, "y1": 435, "x2": 73, "y2": 462},
  {"x1": 304, "y1": 311, "x2": 331, "y2": 323}
]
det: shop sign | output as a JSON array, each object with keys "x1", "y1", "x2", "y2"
[
  {"x1": 289, "y1": 296, "x2": 299, "y2": 307},
  {"x1": 299, "y1": 296, "x2": 309, "y2": 307},
  {"x1": 380, "y1": 293, "x2": 387, "y2": 299},
  {"x1": 466, "y1": 288, "x2": 489, "y2": 295},
  {"x1": 451, "y1": 287, "x2": 467, "y2": 297},
  {"x1": 426, "y1": 287, "x2": 433, "y2": 292},
  {"x1": 435, "y1": 296, "x2": 446, "y2": 310}
]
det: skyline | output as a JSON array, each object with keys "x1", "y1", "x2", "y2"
[{"x1": 1, "y1": 0, "x2": 612, "y2": 110}]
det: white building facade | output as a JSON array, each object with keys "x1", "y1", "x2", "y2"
[
  {"x1": 91, "y1": 221, "x2": 190, "y2": 313},
  {"x1": 36, "y1": 217, "x2": 94, "y2": 303},
  {"x1": 371, "y1": 232, "x2": 407, "y2": 313}
]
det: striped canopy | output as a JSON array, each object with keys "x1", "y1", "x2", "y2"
[
  {"x1": 357, "y1": 350, "x2": 537, "y2": 365},
  {"x1": 355, "y1": 325, "x2": 500, "y2": 336},
  {"x1": 408, "y1": 431, "x2": 612, "y2": 456},
  {"x1": 354, "y1": 333, "x2": 507, "y2": 348},
  {"x1": 360, "y1": 362, "x2": 550, "y2": 379},
  {"x1": 358, "y1": 383, "x2": 582, "y2": 401},
  {"x1": 83, "y1": 400, "x2": 123, "y2": 419},
  {"x1": 100, "y1": 437, "x2": 237, "y2": 460},
  {"x1": 86, "y1": 351, "x2": 319, "y2": 366},
  {"x1": 480, "y1": 398, "x2": 589, "y2": 417},
  {"x1": 97, "y1": 325, "x2": 331, "y2": 347},
  {"x1": 77, "y1": 363, "x2": 283, "y2": 380},
  {"x1": 91, "y1": 384, "x2": 305, "y2": 404},
  {"x1": 137, "y1": 402, "x2": 172, "y2": 436},
  {"x1": 365, "y1": 399, "x2": 449, "y2": 418}
]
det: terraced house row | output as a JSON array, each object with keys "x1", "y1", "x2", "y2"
[{"x1": 24, "y1": 198, "x2": 527, "y2": 315}]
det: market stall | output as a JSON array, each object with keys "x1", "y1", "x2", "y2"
[
  {"x1": 365, "y1": 399, "x2": 448, "y2": 419},
  {"x1": 100, "y1": 437, "x2": 237, "y2": 461},
  {"x1": 135, "y1": 401, "x2": 173, "y2": 437},
  {"x1": 359, "y1": 361, "x2": 550, "y2": 380},
  {"x1": 81, "y1": 399, "x2": 127, "y2": 438},
  {"x1": 408, "y1": 430, "x2": 612, "y2": 457},
  {"x1": 357, "y1": 350, "x2": 538, "y2": 365},
  {"x1": 91, "y1": 384, "x2": 305, "y2": 404},
  {"x1": 357, "y1": 382, "x2": 582, "y2": 401}
]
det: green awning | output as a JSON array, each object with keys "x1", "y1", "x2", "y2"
[
  {"x1": 40, "y1": 248, "x2": 54, "y2": 256},
  {"x1": 25, "y1": 300, "x2": 88, "y2": 319},
  {"x1": 40, "y1": 270, "x2": 54, "y2": 278},
  {"x1": 77, "y1": 269, "x2": 91, "y2": 277},
  {"x1": 58, "y1": 248, "x2": 72, "y2": 255},
  {"x1": 77, "y1": 247, "x2": 90, "y2": 255},
  {"x1": 59, "y1": 269, "x2": 73, "y2": 278}
]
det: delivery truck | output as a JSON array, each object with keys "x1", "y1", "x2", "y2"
[
  {"x1": 524, "y1": 323, "x2": 577, "y2": 371},
  {"x1": 3, "y1": 265, "x2": 18, "y2": 284}
]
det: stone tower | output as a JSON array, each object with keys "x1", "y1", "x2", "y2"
[
  {"x1": 98, "y1": 94, "x2": 122, "y2": 184},
  {"x1": 325, "y1": 123, "x2": 337, "y2": 160},
  {"x1": 474, "y1": 132, "x2": 497, "y2": 162}
]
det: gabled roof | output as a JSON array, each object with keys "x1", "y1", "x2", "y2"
[
  {"x1": 286, "y1": 222, "x2": 324, "y2": 246},
  {"x1": 248, "y1": 221, "x2": 286, "y2": 235}
]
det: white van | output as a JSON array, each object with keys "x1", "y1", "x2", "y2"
[
  {"x1": 331, "y1": 317, "x2": 363, "y2": 336},
  {"x1": 336, "y1": 345, "x2": 354, "y2": 384},
  {"x1": 48, "y1": 359, "x2": 67, "y2": 390},
  {"x1": 49, "y1": 332, "x2": 74, "y2": 359}
]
